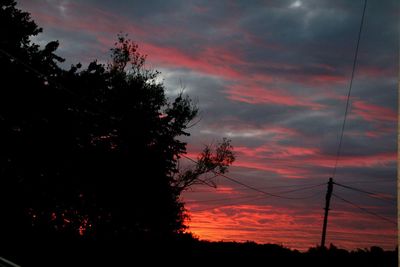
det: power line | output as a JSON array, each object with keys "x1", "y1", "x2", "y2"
[
  {"x1": 185, "y1": 182, "x2": 325, "y2": 193},
  {"x1": 274, "y1": 183, "x2": 325, "y2": 195},
  {"x1": 334, "y1": 181, "x2": 396, "y2": 204},
  {"x1": 184, "y1": 194, "x2": 266, "y2": 204},
  {"x1": 182, "y1": 154, "x2": 321, "y2": 200},
  {"x1": 184, "y1": 184, "x2": 324, "y2": 204},
  {"x1": 332, "y1": 192, "x2": 396, "y2": 226},
  {"x1": 334, "y1": 182, "x2": 393, "y2": 197},
  {"x1": 332, "y1": 0, "x2": 367, "y2": 179},
  {"x1": 189, "y1": 191, "x2": 323, "y2": 213},
  {"x1": 340, "y1": 178, "x2": 395, "y2": 185},
  {"x1": 186, "y1": 156, "x2": 323, "y2": 172},
  {"x1": 188, "y1": 195, "x2": 268, "y2": 212}
]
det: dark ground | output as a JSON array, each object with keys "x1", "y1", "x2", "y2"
[{"x1": 1, "y1": 237, "x2": 397, "y2": 267}]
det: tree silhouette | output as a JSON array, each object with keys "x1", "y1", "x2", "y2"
[{"x1": 0, "y1": 0, "x2": 234, "y2": 251}]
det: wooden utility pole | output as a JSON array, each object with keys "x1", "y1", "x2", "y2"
[{"x1": 321, "y1": 177, "x2": 333, "y2": 248}]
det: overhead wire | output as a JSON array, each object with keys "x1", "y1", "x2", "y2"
[
  {"x1": 188, "y1": 195, "x2": 269, "y2": 212},
  {"x1": 334, "y1": 182, "x2": 394, "y2": 198},
  {"x1": 184, "y1": 183, "x2": 325, "y2": 204},
  {"x1": 182, "y1": 154, "x2": 323, "y2": 200},
  {"x1": 274, "y1": 183, "x2": 325, "y2": 195},
  {"x1": 189, "y1": 191, "x2": 323, "y2": 213},
  {"x1": 185, "y1": 181, "x2": 325, "y2": 193},
  {"x1": 332, "y1": 193, "x2": 396, "y2": 226},
  {"x1": 184, "y1": 194, "x2": 267, "y2": 204},
  {"x1": 333, "y1": 181, "x2": 396, "y2": 204},
  {"x1": 338, "y1": 178, "x2": 395, "y2": 184},
  {"x1": 331, "y1": 0, "x2": 367, "y2": 179}
]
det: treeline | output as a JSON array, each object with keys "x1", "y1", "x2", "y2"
[
  {"x1": 2, "y1": 238, "x2": 397, "y2": 266},
  {"x1": 187, "y1": 241, "x2": 397, "y2": 267}
]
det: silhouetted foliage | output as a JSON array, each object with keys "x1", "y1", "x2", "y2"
[
  {"x1": 0, "y1": 0, "x2": 235, "y2": 255},
  {"x1": 174, "y1": 138, "x2": 235, "y2": 190}
]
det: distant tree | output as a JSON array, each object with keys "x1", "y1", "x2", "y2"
[{"x1": 0, "y1": 0, "x2": 234, "y2": 249}]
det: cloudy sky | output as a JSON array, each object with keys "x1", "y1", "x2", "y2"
[{"x1": 18, "y1": 0, "x2": 398, "y2": 251}]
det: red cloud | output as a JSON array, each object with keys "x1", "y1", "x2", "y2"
[
  {"x1": 352, "y1": 100, "x2": 397, "y2": 122},
  {"x1": 290, "y1": 73, "x2": 347, "y2": 88},
  {"x1": 140, "y1": 43, "x2": 244, "y2": 79},
  {"x1": 234, "y1": 144, "x2": 318, "y2": 159},
  {"x1": 231, "y1": 141, "x2": 395, "y2": 177},
  {"x1": 233, "y1": 159, "x2": 311, "y2": 179},
  {"x1": 315, "y1": 152, "x2": 396, "y2": 168},
  {"x1": 225, "y1": 84, "x2": 326, "y2": 109}
]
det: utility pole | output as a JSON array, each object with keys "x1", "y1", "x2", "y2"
[{"x1": 321, "y1": 177, "x2": 333, "y2": 249}]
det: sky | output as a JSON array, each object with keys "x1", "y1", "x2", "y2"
[{"x1": 17, "y1": 0, "x2": 398, "y2": 251}]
